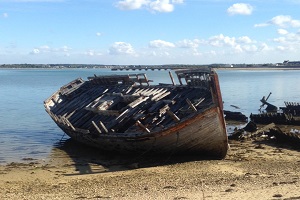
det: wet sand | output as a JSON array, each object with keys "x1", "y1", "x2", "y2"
[{"x1": 1, "y1": 127, "x2": 300, "y2": 200}]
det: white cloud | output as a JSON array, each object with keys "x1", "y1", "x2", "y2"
[
  {"x1": 256, "y1": 15, "x2": 300, "y2": 28},
  {"x1": 277, "y1": 29, "x2": 288, "y2": 35},
  {"x1": 258, "y1": 43, "x2": 272, "y2": 52},
  {"x1": 30, "y1": 45, "x2": 71, "y2": 55},
  {"x1": 149, "y1": 39, "x2": 175, "y2": 48},
  {"x1": 149, "y1": 0, "x2": 174, "y2": 13},
  {"x1": 242, "y1": 44, "x2": 258, "y2": 52},
  {"x1": 209, "y1": 34, "x2": 236, "y2": 47},
  {"x1": 274, "y1": 37, "x2": 286, "y2": 43},
  {"x1": 237, "y1": 36, "x2": 253, "y2": 44},
  {"x1": 31, "y1": 49, "x2": 40, "y2": 54},
  {"x1": 115, "y1": 0, "x2": 184, "y2": 12},
  {"x1": 206, "y1": 34, "x2": 265, "y2": 54},
  {"x1": 115, "y1": 0, "x2": 149, "y2": 10},
  {"x1": 254, "y1": 23, "x2": 269, "y2": 28},
  {"x1": 266, "y1": 28, "x2": 300, "y2": 55},
  {"x1": 38, "y1": 45, "x2": 51, "y2": 52},
  {"x1": 177, "y1": 39, "x2": 200, "y2": 49},
  {"x1": 84, "y1": 50, "x2": 102, "y2": 56},
  {"x1": 227, "y1": 3, "x2": 253, "y2": 16},
  {"x1": 277, "y1": 46, "x2": 286, "y2": 51},
  {"x1": 60, "y1": 45, "x2": 72, "y2": 52},
  {"x1": 96, "y1": 32, "x2": 102, "y2": 36},
  {"x1": 270, "y1": 15, "x2": 300, "y2": 28},
  {"x1": 109, "y1": 42, "x2": 135, "y2": 55},
  {"x1": 172, "y1": 0, "x2": 184, "y2": 4}
]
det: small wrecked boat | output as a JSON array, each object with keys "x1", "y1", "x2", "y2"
[
  {"x1": 250, "y1": 93, "x2": 300, "y2": 125},
  {"x1": 44, "y1": 68, "x2": 228, "y2": 159}
]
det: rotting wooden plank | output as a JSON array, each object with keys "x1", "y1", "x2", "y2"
[
  {"x1": 72, "y1": 111, "x2": 95, "y2": 127},
  {"x1": 54, "y1": 85, "x2": 103, "y2": 115},
  {"x1": 142, "y1": 88, "x2": 163, "y2": 97},
  {"x1": 169, "y1": 71, "x2": 176, "y2": 86},
  {"x1": 61, "y1": 116, "x2": 76, "y2": 131},
  {"x1": 148, "y1": 101, "x2": 165, "y2": 113},
  {"x1": 194, "y1": 98, "x2": 205, "y2": 107},
  {"x1": 136, "y1": 120, "x2": 150, "y2": 133},
  {"x1": 74, "y1": 128, "x2": 90, "y2": 134},
  {"x1": 99, "y1": 121, "x2": 108, "y2": 133},
  {"x1": 66, "y1": 86, "x2": 122, "y2": 116},
  {"x1": 186, "y1": 98, "x2": 197, "y2": 112},
  {"x1": 146, "y1": 88, "x2": 165, "y2": 100},
  {"x1": 92, "y1": 121, "x2": 102, "y2": 135},
  {"x1": 110, "y1": 98, "x2": 153, "y2": 132},
  {"x1": 122, "y1": 94, "x2": 140, "y2": 103},
  {"x1": 166, "y1": 110, "x2": 180, "y2": 122},
  {"x1": 153, "y1": 91, "x2": 171, "y2": 102},
  {"x1": 128, "y1": 96, "x2": 149, "y2": 108},
  {"x1": 138, "y1": 88, "x2": 151, "y2": 96},
  {"x1": 85, "y1": 107, "x2": 120, "y2": 116},
  {"x1": 159, "y1": 104, "x2": 170, "y2": 116}
]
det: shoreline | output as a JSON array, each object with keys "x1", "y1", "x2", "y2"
[
  {"x1": 215, "y1": 67, "x2": 300, "y2": 70},
  {"x1": 1, "y1": 128, "x2": 300, "y2": 200},
  {"x1": 1, "y1": 67, "x2": 300, "y2": 71}
]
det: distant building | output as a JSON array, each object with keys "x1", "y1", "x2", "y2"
[{"x1": 283, "y1": 60, "x2": 300, "y2": 66}]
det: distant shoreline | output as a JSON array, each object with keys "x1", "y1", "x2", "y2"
[
  {"x1": 215, "y1": 67, "x2": 300, "y2": 70},
  {"x1": 1, "y1": 67, "x2": 300, "y2": 70}
]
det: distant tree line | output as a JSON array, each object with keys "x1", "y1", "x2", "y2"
[{"x1": 0, "y1": 64, "x2": 108, "y2": 69}]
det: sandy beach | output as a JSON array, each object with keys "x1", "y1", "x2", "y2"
[{"x1": 1, "y1": 124, "x2": 300, "y2": 200}]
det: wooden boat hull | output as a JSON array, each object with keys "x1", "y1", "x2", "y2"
[
  {"x1": 45, "y1": 69, "x2": 228, "y2": 159},
  {"x1": 56, "y1": 106, "x2": 227, "y2": 158}
]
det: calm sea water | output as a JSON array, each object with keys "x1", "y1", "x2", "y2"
[{"x1": 0, "y1": 68, "x2": 299, "y2": 164}]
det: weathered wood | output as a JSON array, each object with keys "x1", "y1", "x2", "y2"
[
  {"x1": 159, "y1": 104, "x2": 170, "y2": 116},
  {"x1": 44, "y1": 68, "x2": 228, "y2": 158},
  {"x1": 169, "y1": 71, "x2": 176, "y2": 86},
  {"x1": 186, "y1": 98, "x2": 197, "y2": 112},
  {"x1": 128, "y1": 96, "x2": 149, "y2": 108},
  {"x1": 152, "y1": 91, "x2": 171, "y2": 101},
  {"x1": 166, "y1": 109, "x2": 180, "y2": 122},
  {"x1": 136, "y1": 120, "x2": 150, "y2": 133},
  {"x1": 92, "y1": 121, "x2": 102, "y2": 135},
  {"x1": 194, "y1": 98, "x2": 205, "y2": 107},
  {"x1": 85, "y1": 108, "x2": 120, "y2": 116},
  {"x1": 61, "y1": 116, "x2": 76, "y2": 131},
  {"x1": 99, "y1": 121, "x2": 108, "y2": 133}
]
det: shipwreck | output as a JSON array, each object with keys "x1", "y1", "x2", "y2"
[
  {"x1": 44, "y1": 68, "x2": 228, "y2": 159},
  {"x1": 250, "y1": 93, "x2": 300, "y2": 125}
]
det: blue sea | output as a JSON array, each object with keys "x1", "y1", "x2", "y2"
[{"x1": 0, "y1": 68, "x2": 300, "y2": 164}]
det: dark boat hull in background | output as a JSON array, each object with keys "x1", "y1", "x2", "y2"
[{"x1": 44, "y1": 68, "x2": 228, "y2": 159}]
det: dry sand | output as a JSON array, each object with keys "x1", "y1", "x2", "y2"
[{"x1": 1, "y1": 127, "x2": 300, "y2": 200}]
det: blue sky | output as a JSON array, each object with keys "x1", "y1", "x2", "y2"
[{"x1": 1, "y1": 0, "x2": 300, "y2": 65}]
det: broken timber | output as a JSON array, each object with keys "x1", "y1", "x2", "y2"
[{"x1": 44, "y1": 68, "x2": 228, "y2": 159}]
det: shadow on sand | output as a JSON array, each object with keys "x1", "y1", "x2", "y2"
[{"x1": 52, "y1": 138, "x2": 216, "y2": 176}]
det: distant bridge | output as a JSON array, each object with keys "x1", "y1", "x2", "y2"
[{"x1": 110, "y1": 65, "x2": 210, "y2": 71}]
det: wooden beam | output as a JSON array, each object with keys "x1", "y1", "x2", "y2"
[
  {"x1": 186, "y1": 98, "x2": 197, "y2": 112},
  {"x1": 166, "y1": 110, "x2": 180, "y2": 122},
  {"x1": 92, "y1": 121, "x2": 102, "y2": 135},
  {"x1": 99, "y1": 121, "x2": 108, "y2": 133},
  {"x1": 136, "y1": 120, "x2": 150, "y2": 133},
  {"x1": 169, "y1": 71, "x2": 176, "y2": 86}
]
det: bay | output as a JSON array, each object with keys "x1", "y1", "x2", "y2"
[{"x1": 0, "y1": 68, "x2": 299, "y2": 164}]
